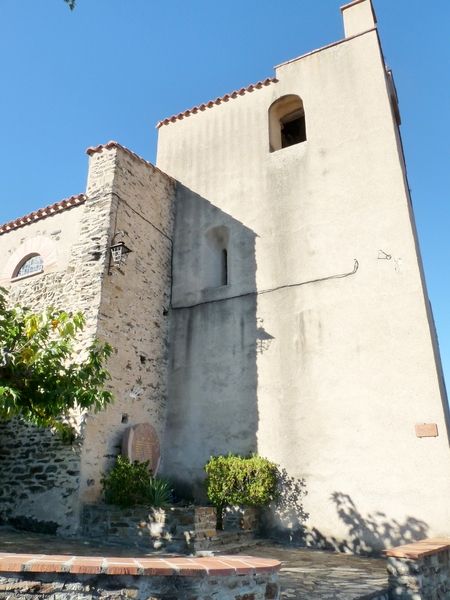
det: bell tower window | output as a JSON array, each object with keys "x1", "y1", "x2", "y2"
[{"x1": 269, "y1": 95, "x2": 307, "y2": 152}]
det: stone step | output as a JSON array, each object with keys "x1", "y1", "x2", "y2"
[
  {"x1": 355, "y1": 591, "x2": 389, "y2": 600},
  {"x1": 194, "y1": 530, "x2": 260, "y2": 553}
]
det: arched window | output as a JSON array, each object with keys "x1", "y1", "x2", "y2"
[
  {"x1": 205, "y1": 226, "x2": 229, "y2": 288},
  {"x1": 13, "y1": 254, "x2": 44, "y2": 279},
  {"x1": 268, "y1": 95, "x2": 306, "y2": 152}
]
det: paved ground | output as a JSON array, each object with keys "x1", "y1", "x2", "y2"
[
  {"x1": 250, "y1": 544, "x2": 388, "y2": 599},
  {"x1": 0, "y1": 527, "x2": 388, "y2": 599}
]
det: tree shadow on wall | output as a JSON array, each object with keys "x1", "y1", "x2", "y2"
[
  {"x1": 261, "y1": 469, "x2": 309, "y2": 542},
  {"x1": 304, "y1": 491, "x2": 429, "y2": 556}
]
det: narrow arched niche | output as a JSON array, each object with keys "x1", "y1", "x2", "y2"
[
  {"x1": 204, "y1": 225, "x2": 229, "y2": 288},
  {"x1": 268, "y1": 94, "x2": 306, "y2": 152}
]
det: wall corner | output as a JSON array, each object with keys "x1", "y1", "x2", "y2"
[{"x1": 341, "y1": 0, "x2": 377, "y2": 38}]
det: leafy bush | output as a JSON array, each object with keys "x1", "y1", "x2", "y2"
[
  {"x1": 204, "y1": 454, "x2": 278, "y2": 528},
  {"x1": 101, "y1": 456, "x2": 172, "y2": 508},
  {"x1": 0, "y1": 287, "x2": 113, "y2": 440}
]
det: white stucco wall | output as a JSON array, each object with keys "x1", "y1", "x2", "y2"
[{"x1": 157, "y1": 17, "x2": 450, "y2": 550}]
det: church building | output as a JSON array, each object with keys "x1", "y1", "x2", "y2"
[{"x1": 1, "y1": 0, "x2": 449, "y2": 552}]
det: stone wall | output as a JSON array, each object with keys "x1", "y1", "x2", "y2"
[
  {"x1": 387, "y1": 551, "x2": 450, "y2": 599},
  {"x1": 0, "y1": 181, "x2": 112, "y2": 534},
  {"x1": 0, "y1": 143, "x2": 175, "y2": 534},
  {"x1": 0, "y1": 554, "x2": 281, "y2": 600},
  {"x1": 385, "y1": 538, "x2": 450, "y2": 599},
  {"x1": 79, "y1": 145, "x2": 175, "y2": 506},
  {"x1": 0, "y1": 199, "x2": 85, "y2": 285},
  {"x1": 223, "y1": 507, "x2": 259, "y2": 532},
  {"x1": 359, "y1": 593, "x2": 389, "y2": 600},
  {"x1": 0, "y1": 419, "x2": 80, "y2": 534},
  {"x1": 81, "y1": 505, "x2": 216, "y2": 553},
  {"x1": 0, "y1": 573, "x2": 280, "y2": 600}
]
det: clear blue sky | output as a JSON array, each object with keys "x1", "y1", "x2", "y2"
[{"x1": 1, "y1": 1, "x2": 449, "y2": 388}]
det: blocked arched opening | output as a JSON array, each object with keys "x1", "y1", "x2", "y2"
[{"x1": 268, "y1": 94, "x2": 306, "y2": 152}]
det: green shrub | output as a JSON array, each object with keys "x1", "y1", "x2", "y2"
[
  {"x1": 204, "y1": 454, "x2": 278, "y2": 528},
  {"x1": 101, "y1": 456, "x2": 172, "y2": 508}
]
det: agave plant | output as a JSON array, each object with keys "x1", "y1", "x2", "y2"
[{"x1": 146, "y1": 476, "x2": 173, "y2": 507}]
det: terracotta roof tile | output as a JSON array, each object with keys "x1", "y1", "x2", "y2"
[
  {"x1": 156, "y1": 77, "x2": 278, "y2": 128},
  {"x1": 0, "y1": 194, "x2": 86, "y2": 236},
  {"x1": 86, "y1": 140, "x2": 174, "y2": 181}
]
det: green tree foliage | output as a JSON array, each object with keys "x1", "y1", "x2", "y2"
[
  {"x1": 0, "y1": 287, "x2": 113, "y2": 440},
  {"x1": 204, "y1": 454, "x2": 278, "y2": 528},
  {"x1": 101, "y1": 456, "x2": 172, "y2": 508}
]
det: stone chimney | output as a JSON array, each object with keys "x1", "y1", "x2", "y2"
[{"x1": 341, "y1": 0, "x2": 377, "y2": 38}]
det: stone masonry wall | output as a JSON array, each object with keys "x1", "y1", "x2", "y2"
[
  {"x1": 387, "y1": 551, "x2": 450, "y2": 599},
  {"x1": 0, "y1": 148, "x2": 120, "y2": 533},
  {"x1": 0, "y1": 419, "x2": 80, "y2": 534},
  {"x1": 78, "y1": 146, "x2": 175, "y2": 506},
  {"x1": 0, "y1": 571, "x2": 280, "y2": 600},
  {"x1": 0, "y1": 144, "x2": 176, "y2": 534},
  {"x1": 81, "y1": 505, "x2": 216, "y2": 553}
]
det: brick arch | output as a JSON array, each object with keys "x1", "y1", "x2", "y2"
[{"x1": 0, "y1": 235, "x2": 58, "y2": 284}]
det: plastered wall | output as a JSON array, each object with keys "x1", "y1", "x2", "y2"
[
  {"x1": 0, "y1": 204, "x2": 85, "y2": 286},
  {"x1": 157, "y1": 22, "x2": 450, "y2": 550}
]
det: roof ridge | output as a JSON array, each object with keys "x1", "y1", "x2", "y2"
[
  {"x1": 156, "y1": 77, "x2": 278, "y2": 128},
  {"x1": 0, "y1": 194, "x2": 86, "y2": 236},
  {"x1": 86, "y1": 140, "x2": 174, "y2": 180}
]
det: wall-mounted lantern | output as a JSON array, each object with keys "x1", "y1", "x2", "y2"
[
  {"x1": 108, "y1": 237, "x2": 132, "y2": 274},
  {"x1": 110, "y1": 241, "x2": 132, "y2": 265}
]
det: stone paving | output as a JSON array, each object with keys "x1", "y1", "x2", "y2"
[
  {"x1": 0, "y1": 527, "x2": 388, "y2": 599},
  {"x1": 249, "y1": 544, "x2": 388, "y2": 599}
]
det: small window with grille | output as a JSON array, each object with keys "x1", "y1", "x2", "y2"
[{"x1": 13, "y1": 254, "x2": 44, "y2": 280}]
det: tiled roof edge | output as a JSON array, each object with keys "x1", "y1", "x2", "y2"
[
  {"x1": 0, "y1": 194, "x2": 86, "y2": 236},
  {"x1": 86, "y1": 140, "x2": 174, "y2": 181},
  {"x1": 156, "y1": 77, "x2": 278, "y2": 128}
]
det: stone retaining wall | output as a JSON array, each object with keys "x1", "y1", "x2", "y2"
[
  {"x1": 223, "y1": 507, "x2": 259, "y2": 532},
  {"x1": 0, "y1": 553, "x2": 280, "y2": 600},
  {"x1": 0, "y1": 418, "x2": 81, "y2": 534},
  {"x1": 385, "y1": 538, "x2": 450, "y2": 599},
  {"x1": 81, "y1": 504, "x2": 217, "y2": 553},
  {"x1": 358, "y1": 592, "x2": 389, "y2": 600}
]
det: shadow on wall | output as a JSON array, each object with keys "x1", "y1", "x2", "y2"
[
  {"x1": 304, "y1": 492, "x2": 429, "y2": 556},
  {"x1": 261, "y1": 469, "x2": 309, "y2": 540},
  {"x1": 263, "y1": 486, "x2": 428, "y2": 556},
  {"x1": 163, "y1": 184, "x2": 262, "y2": 501}
]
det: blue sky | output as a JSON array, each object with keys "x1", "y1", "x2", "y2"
[{"x1": 1, "y1": 0, "x2": 449, "y2": 387}]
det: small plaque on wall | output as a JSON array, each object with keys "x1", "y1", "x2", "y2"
[
  {"x1": 415, "y1": 423, "x2": 438, "y2": 438},
  {"x1": 122, "y1": 423, "x2": 161, "y2": 475}
]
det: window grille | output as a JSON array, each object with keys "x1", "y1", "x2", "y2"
[{"x1": 14, "y1": 254, "x2": 44, "y2": 278}]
